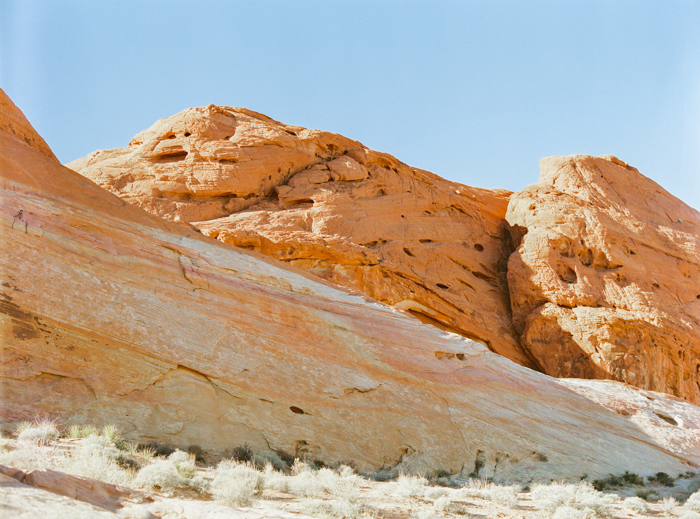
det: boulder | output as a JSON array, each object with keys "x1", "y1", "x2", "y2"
[{"x1": 506, "y1": 155, "x2": 700, "y2": 404}]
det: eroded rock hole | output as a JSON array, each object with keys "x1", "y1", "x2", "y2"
[
  {"x1": 290, "y1": 406, "x2": 305, "y2": 415},
  {"x1": 474, "y1": 244, "x2": 484, "y2": 252},
  {"x1": 654, "y1": 412, "x2": 678, "y2": 426},
  {"x1": 419, "y1": 239, "x2": 433, "y2": 243},
  {"x1": 579, "y1": 248, "x2": 593, "y2": 266},
  {"x1": 403, "y1": 248, "x2": 414, "y2": 257},
  {"x1": 557, "y1": 264, "x2": 577, "y2": 284},
  {"x1": 184, "y1": 132, "x2": 191, "y2": 137},
  {"x1": 436, "y1": 283, "x2": 449, "y2": 289},
  {"x1": 167, "y1": 134, "x2": 176, "y2": 139},
  {"x1": 155, "y1": 151, "x2": 188, "y2": 163}
]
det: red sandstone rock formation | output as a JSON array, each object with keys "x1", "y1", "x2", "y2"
[
  {"x1": 507, "y1": 155, "x2": 700, "y2": 404},
  {"x1": 3, "y1": 89, "x2": 697, "y2": 480},
  {"x1": 66, "y1": 105, "x2": 534, "y2": 369}
]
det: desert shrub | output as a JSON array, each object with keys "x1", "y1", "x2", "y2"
[
  {"x1": 621, "y1": 471, "x2": 644, "y2": 486},
  {"x1": 60, "y1": 435, "x2": 132, "y2": 486},
  {"x1": 623, "y1": 496, "x2": 648, "y2": 513},
  {"x1": 80, "y1": 425, "x2": 99, "y2": 438},
  {"x1": 531, "y1": 481, "x2": 617, "y2": 516},
  {"x1": 434, "y1": 495, "x2": 458, "y2": 512},
  {"x1": 252, "y1": 451, "x2": 287, "y2": 471},
  {"x1": 139, "y1": 445, "x2": 157, "y2": 460},
  {"x1": 300, "y1": 498, "x2": 363, "y2": 519},
  {"x1": 552, "y1": 506, "x2": 595, "y2": 519},
  {"x1": 661, "y1": 496, "x2": 678, "y2": 514},
  {"x1": 686, "y1": 491, "x2": 700, "y2": 512},
  {"x1": 453, "y1": 480, "x2": 519, "y2": 508},
  {"x1": 168, "y1": 449, "x2": 196, "y2": 479},
  {"x1": 262, "y1": 463, "x2": 289, "y2": 493},
  {"x1": 18, "y1": 421, "x2": 59, "y2": 445},
  {"x1": 188, "y1": 475, "x2": 210, "y2": 495},
  {"x1": 0, "y1": 441, "x2": 56, "y2": 471},
  {"x1": 65, "y1": 424, "x2": 84, "y2": 439},
  {"x1": 13, "y1": 421, "x2": 33, "y2": 437},
  {"x1": 395, "y1": 474, "x2": 429, "y2": 498},
  {"x1": 144, "y1": 441, "x2": 175, "y2": 457},
  {"x1": 133, "y1": 459, "x2": 182, "y2": 494},
  {"x1": 648, "y1": 472, "x2": 675, "y2": 487},
  {"x1": 211, "y1": 460, "x2": 263, "y2": 507},
  {"x1": 227, "y1": 443, "x2": 253, "y2": 463},
  {"x1": 425, "y1": 486, "x2": 450, "y2": 500},
  {"x1": 186, "y1": 444, "x2": 206, "y2": 463},
  {"x1": 635, "y1": 489, "x2": 659, "y2": 500}
]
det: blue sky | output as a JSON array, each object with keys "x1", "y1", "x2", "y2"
[{"x1": 2, "y1": 0, "x2": 699, "y2": 209}]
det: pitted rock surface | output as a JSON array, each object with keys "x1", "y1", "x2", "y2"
[{"x1": 67, "y1": 105, "x2": 534, "y2": 368}]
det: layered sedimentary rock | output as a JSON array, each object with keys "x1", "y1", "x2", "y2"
[
  {"x1": 66, "y1": 105, "x2": 534, "y2": 369},
  {"x1": 3, "y1": 89, "x2": 698, "y2": 480},
  {"x1": 507, "y1": 155, "x2": 700, "y2": 404}
]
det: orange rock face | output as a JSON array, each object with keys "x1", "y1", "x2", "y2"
[
  {"x1": 67, "y1": 106, "x2": 535, "y2": 369},
  {"x1": 5, "y1": 89, "x2": 698, "y2": 480},
  {"x1": 507, "y1": 155, "x2": 700, "y2": 404}
]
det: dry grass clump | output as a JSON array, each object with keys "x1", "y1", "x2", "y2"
[
  {"x1": 59, "y1": 435, "x2": 132, "y2": 487},
  {"x1": 453, "y1": 479, "x2": 520, "y2": 508},
  {"x1": 661, "y1": 496, "x2": 678, "y2": 514},
  {"x1": 211, "y1": 459, "x2": 264, "y2": 507},
  {"x1": 685, "y1": 491, "x2": 700, "y2": 512},
  {"x1": 133, "y1": 459, "x2": 183, "y2": 494},
  {"x1": 622, "y1": 496, "x2": 648, "y2": 514},
  {"x1": 530, "y1": 481, "x2": 617, "y2": 517},
  {"x1": 168, "y1": 449, "x2": 196, "y2": 479},
  {"x1": 395, "y1": 474, "x2": 430, "y2": 499}
]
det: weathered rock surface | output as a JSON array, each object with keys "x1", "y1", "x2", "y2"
[
  {"x1": 2, "y1": 89, "x2": 699, "y2": 484},
  {"x1": 561, "y1": 380, "x2": 700, "y2": 466},
  {"x1": 66, "y1": 105, "x2": 534, "y2": 368},
  {"x1": 507, "y1": 155, "x2": 700, "y2": 404}
]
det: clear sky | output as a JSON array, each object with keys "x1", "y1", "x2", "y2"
[{"x1": 2, "y1": 0, "x2": 699, "y2": 210}]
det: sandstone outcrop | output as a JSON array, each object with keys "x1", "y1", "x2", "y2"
[
  {"x1": 507, "y1": 155, "x2": 700, "y2": 404},
  {"x1": 66, "y1": 105, "x2": 534, "y2": 369},
  {"x1": 2, "y1": 88, "x2": 698, "y2": 480}
]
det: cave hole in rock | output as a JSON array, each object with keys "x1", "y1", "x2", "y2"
[
  {"x1": 556, "y1": 264, "x2": 577, "y2": 284},
  {"x1": 268, "y1": 175, "x2": 272, "y2": 180},
  {"x1": 218, "y1": 159, "x2": 238, "y2": 164},
  {"x1": 155, "y1": 151, "x2": 188, "y2": 163},
  {"x1": 653, "y1": 283, "x2": 660, "y2": 289},
  {"x1": 290, "y1": 406, "x2": 306, "y2": 415},
  {"x1": 184, "y1": 132, "x2": 191, "y2": 137},
  {"x1": 419, "y1": 239, "x2": 433, "y2": 243},
  {"x1": 403, "y1": 247, "x2": 415, "y2": 257},
  {"x1": 697, "y1": 295, "x2": 700, "y2": 300},
  {"x1": 474, "y1": 244, "x2": 484, "y2": 252},
  {"x1": 401, "y1": 215, "x2": 405, "y2": 218},
  {"x1": 436, "y1": 283, "x2": 449, "y2": 289},
  {"x1": 579, "y1": 248, "x2": 593, "y2": 266},
  {"x1": 167, "y1": 134, "x2": 176, "y2": 139},
  {"x1": 529, "y1": 204, "x2": 536, "y2": 211}
]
